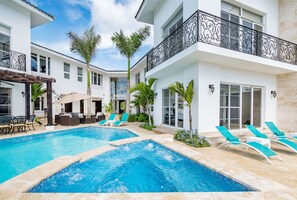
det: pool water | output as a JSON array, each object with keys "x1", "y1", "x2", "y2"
[
  {"x1": 0, "y1": 127, "x2": 136, "y2": 183},
  {"x1": 30, "y1": 140, "x2": 254, "y2": 193}
]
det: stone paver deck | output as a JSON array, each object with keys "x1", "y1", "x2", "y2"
[{"x1": 0, "y1": 122, "x2": 297, "y2": 199}]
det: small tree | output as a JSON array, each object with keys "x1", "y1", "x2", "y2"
[
  {"x1": 103, "y1": 101, "x2": 113, "y2": 114},
  {"x1": 111, "y1": 26, "x2": 151, "y2": 114},
  {"x1": 68, "y1": 26, "x2": 101, "y2": 117},
  {"x1": 169, "y1": 80, "x2": 194, "y2": 137},
  {"x1": 31, "y1": 83, "x2": 46, "y2": 115},
  {"x1": 130, "y1": 78, "x2": 156, "y2": 126}
]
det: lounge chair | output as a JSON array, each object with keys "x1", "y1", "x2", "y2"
[
  {"x1": 265, "y1": 122, "x2": 297, "y2": 141},
  {"x1": 216, "y1": 126, "x2": 282, "y2": 164},
  {"x1": 0, "y1": 115, "x2": 12, "y2": 134},
  {"x1": 98, "y1": 113, "x2": 116, "y2": 126},
  {"x1": 246, "y1": 125, "x2": 297, "y2": 153},
  {"x1": 26, "y1": 115, "x2": 36, "y2": 130},
  {"x1": 11, "y1": 116, "x2": 27, "y2": 134},
  {"x1": 113, "y1": 113, "x2": 129, "y2": 127}
]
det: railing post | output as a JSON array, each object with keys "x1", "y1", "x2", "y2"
[
  {"x1": 255, "y1": 30, "x2": 259, "y2": 56},
  {"x1": 197, "y1": 10, "x2": 199, "y2": 42}
]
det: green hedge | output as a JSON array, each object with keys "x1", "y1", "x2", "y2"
[{"x1": 128, "y1": 113, "x2": 150, "y2": 123}]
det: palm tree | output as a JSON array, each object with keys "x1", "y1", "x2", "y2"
[
  {"x1": 111, "y1": 25, "x2": 151, "y2": 114},
  {"x1": 130, "y1": 78, "x2": 156, "y2": 126},
  {"x1": 31, "y1": 83, "x2": 46, "y2": 115},
  {"x1": 169, "y1": 80, "x2": 194, "y2": 137},
  {"x1": 67, "y1": 26, "x2": 101, "y2": 117}
]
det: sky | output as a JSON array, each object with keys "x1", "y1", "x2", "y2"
[{"x1": 29, "y1": 0, "x2": 153, "y2": 70}]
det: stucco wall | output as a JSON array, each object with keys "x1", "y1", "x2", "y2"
[{"x1": 276, "y1": 0, "x2": 297, "y2": 131}]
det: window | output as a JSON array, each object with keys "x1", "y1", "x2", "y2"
[
  {"x1": 31, "y1": 53, "x2": 38, "y2": 72},
  {"x1": 0, "y1": 31, "x2": 10, "y2": 68},
  {"x1": 48, "y1": 57, "x2": 51, "y2": 75},
  {"x1": 0, "y1": 88, "x2": 11, "y2": 116},
  {"x1": 163, "y1": 8, "x2": 183, "y2": 38},
  {"x1": 77, "y1": 67, "x2": 83, "y2": 82},
  {"x1": 91, "y1": 71, "x2": 103, "y2": 86},
  {"x1": 39, "y1": 56, "x2": 46, "y2": 73},
  {"x1": 135, "y1": 72, "x2": 140, "y2": 84},
  {"x1": 34, "y1": 97, "x2": 44, "y2": 111},
  {"x1": 64, "y1": 63, "x2": 70, "y2": 79}
]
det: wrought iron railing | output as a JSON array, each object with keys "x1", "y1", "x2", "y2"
[
  {"x1": 0, "y1": 50, "x2": 26, "y2": 72},
  {"x1": 147, "y1": 10, "x2": 297, "y2": 71}
]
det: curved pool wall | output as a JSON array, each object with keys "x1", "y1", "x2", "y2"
[
  {"x1": 30, "y1": 140, "x2": 254, "y2": 193},
  {"x1": 0, "y1": 127, "x2": 137, "y2": 183}
]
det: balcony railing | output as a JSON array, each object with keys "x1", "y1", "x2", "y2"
[
  {"x1": 147, "y1": 10, "x2": 297, "y2": 71},
  {"x1": 0, "y1": 50, "x2": 26, "y2": 72}
]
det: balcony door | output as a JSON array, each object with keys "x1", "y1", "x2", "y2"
[
  {"x1": 220, "y1": 84, "x2": 262, "y2": 129},
  {"x1": 0, "y1": 32, "x2": 10, "y2": 68}
]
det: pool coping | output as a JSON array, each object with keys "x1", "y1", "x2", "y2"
[{"x1": 0, "y1": 126, "x2": 296, "y2": 199}]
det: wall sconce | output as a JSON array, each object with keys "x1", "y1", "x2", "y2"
[
  {"x1": 154, "y1": 93, "x2": 158, "y2": 98},
  {"x1": 209, "y1": 84, "x2": 215, "y2": 94},
  {"x1": 271, "y1": 91, "x2": 277, "y2": 98},
  {"x1": 21, "y1": 91, "x2": 25, "y2": 98}
]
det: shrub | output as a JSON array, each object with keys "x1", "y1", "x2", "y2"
[
  {"x1": 128, "y1": 114, "x2": 137, "y2": 122},
  {"x1": 174, "y1": 129, "x2": 210, "y2": 148},
  {"x1": 128, "y1": 113, "x2": 150, "y2": 123},
  {"x1": 140, "y1": 123, "x2": 156, "y2": 131}
]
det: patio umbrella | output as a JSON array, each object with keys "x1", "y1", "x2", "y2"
[{"x1": 54, "y1": 93, "x2": 91, "y2": 104}]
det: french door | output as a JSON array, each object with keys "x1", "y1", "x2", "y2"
[
  {"x1": 220, "y1": 84, "x2": 262, "y2": 129},
  {"x1": 162, "y1": 89, "x2": 183, "y2": 128}
]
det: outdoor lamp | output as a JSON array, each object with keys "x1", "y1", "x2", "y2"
[
  {"x1": 21, "y1": 91, "x2": 25, "y2": 97},
  {"x1": 271, "y1": 91, "x2": 277, "y2": 98},
  {"x1": 209, "y1": 84, "x2": 215, "y2": 94}
]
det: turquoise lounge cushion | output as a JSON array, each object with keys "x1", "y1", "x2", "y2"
[
  {"x1": 265, "y1": 122, "x2": 285, "y2": 137},
  {"x1": 246, "y1": 125, "x2": 268, "y2": 139},
  {"x1": 98, "y1": 120, "x2": 107, "y2": 125},
  {"x1": 246, "y1": 142, "x2": 276, "y2": 157},
  {"x1": 216, "y1": 126, "x2": 240, "y2": 143},
  {"x1": 278, "y1": 139, "x2": 297, "y2": 151},
  {"x1": 113, "y1": 120, "x2": 121, "y2": 127}
]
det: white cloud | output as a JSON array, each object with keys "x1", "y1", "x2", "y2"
[
  {"x1": 64, "y1": 0, "x2": 154, "y2": 49},
  {"x1": 66, "y1": 9, "x2": 83, "y2": 22}
]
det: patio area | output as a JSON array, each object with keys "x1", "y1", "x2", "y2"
[{"x1": 0, "y1": 122, "x2": 297, "y2": 199}]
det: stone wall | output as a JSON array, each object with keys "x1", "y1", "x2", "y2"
[{"x1": 277, "y1": 0, "x2": 297, "y2": 131}]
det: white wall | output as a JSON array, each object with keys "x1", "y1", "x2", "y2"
[
  {"x1": 0, "y1": 1, "x2": 31, "y2": 72},
  {"x1": 197, "y1": 62, "x2": 277, "y2": 132}
]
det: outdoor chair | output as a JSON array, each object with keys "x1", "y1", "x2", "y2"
[
  {"x1": 11, "y1": 116, "x2": 27, "y2": 134},
  {"x1": 98, "y1": 113, "x2": 116, "y2": 126},
  {"x1": 113, "y1": 113, "x2": 129, "y2": 127},
  {"x1": 0, "y1": 115, "x2": 12, "y2": 134},
  {"x1": 26, "y1": 115, "x2": 36, "y2": 130},
  {"x1": 246, "y1": 125, "x2": 297, "y2": 153},
  {"x1": 60, "y1": 115, "x2": 80, "y2": 126},
  {"x1": 216, "y1": 126, "x2": 282, "y2": 164},
  {"x1": 265, "y1": 122, "x2": 297, "y2": 141}
]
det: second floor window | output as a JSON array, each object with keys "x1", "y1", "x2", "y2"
[
  {"x1": 163, "y1": 7, "x2": 183, "y2": 38},
  {"x1": 135, "y1": 73, "x2": 140, "y2": 84},
  {"x1": 77, "y1": 67, "x2": 83, "y2": 82},
  {"x1": 31, "y1": 53, "x2": 38, "y2": 72},
  {"x1": 64, "y1": 63, "x2": 70, "y2": 79},
  {"x1": 0, "y1": 31, "x2": 10, "y2": 68},
  {"x1": 91, "y1": 72, "x2": 103, "y2": 86},
  {"x1": 40, "y1": 56, "x2": 46, "y2": 74}
]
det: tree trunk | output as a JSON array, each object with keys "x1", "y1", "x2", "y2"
[
  {"x1": 189, "y1": 104, "x2": 193, "y2": 138},
  {"x1": 147, "y1": 101, "x2": 152, "y2": 126},
  {"x1": 87, "y1": 64, "x2": 92, "y2": 117},
  {"x1": 126, "y1": 58, "x2": 131, "y2": 114}
]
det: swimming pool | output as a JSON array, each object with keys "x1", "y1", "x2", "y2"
[
  {"x1": 30, "y1": 140, "x2": 254, "y2": 193},
  {"x1": 0, "y1": 127, "x2": 136, "y2": 184}
]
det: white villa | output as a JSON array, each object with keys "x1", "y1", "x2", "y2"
[
  {"x1": 1, "y1": 0, "x2": 297, "y2": 133},
  {"x1": 132, "y1": 0, "x2": 297, "y2": 133}
]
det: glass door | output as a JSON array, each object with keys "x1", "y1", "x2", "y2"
[
  {"x1": 253, "y1": 88, "x2": 262, "y2": 127},
  {"x1": 0, "y1": 88, "x2": 12, "y2": 116},
  {"x1": 241, "y1": 86, "x2": 252, "y2": 126}
]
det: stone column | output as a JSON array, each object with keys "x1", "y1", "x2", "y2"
[{"x1": 277, "y1": 0, "x2": 297, "y2": 131}]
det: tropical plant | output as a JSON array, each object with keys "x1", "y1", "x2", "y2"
[
  {"x1": 103, "y1": 101, "x2": 113, "y2": 114},
  {"x1": 174, "y1": 129, "x2": 210, "y2": 148},
  {"x1": 130, "y1": 78, "x2": 156, "y2": 126},
  {"x1": 120, "y1": 101, "x2": 126, "y2": 112},
  {"x1": 67, "y1": 26, "x2": 101, "y2": 117},
  {"x1": 111, "y1": 25, "x2": 151, "y2": 114},
  {"x1": 131, "y1": 94, "x2": 146, "y2": 113},
  {"x1": 31, "y1": 83, "x2": 46, "y2": 115},
  {"x1": 169, "y1": 80, "x2": 194, "y2": 137}
]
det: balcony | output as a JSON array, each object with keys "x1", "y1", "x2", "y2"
[
  {"x1": 0, "y1": 50, "x2": 26, "y2": 72},
  {"x1": 147, "y1": 10, "x2": 297, "y2": 71}
]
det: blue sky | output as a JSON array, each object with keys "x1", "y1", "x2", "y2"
[{"x1": 30, "y1": 0, "x2": 152, "y2": 70}]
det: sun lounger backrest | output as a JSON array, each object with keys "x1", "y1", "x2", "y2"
[
  {"x1": 121, "y1": 113, "x2": 129, "y2": 122},
  {"x1": 265, "y1": 122, "x2": 285, "y2": 137},
  {"x1": 246, "y1": 125, "x2": 268, "y2": 138},
  {"x1": 216, "y1": 126, "x2": 239, "y2": 142}
]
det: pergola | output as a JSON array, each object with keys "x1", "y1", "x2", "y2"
[{"x1": 0, "y1": 70, "x2": 56, "y2": 126}]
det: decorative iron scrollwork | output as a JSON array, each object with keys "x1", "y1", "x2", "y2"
[{"x1": 0, "y1": 50, "x2": 26, "y2": 72}]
